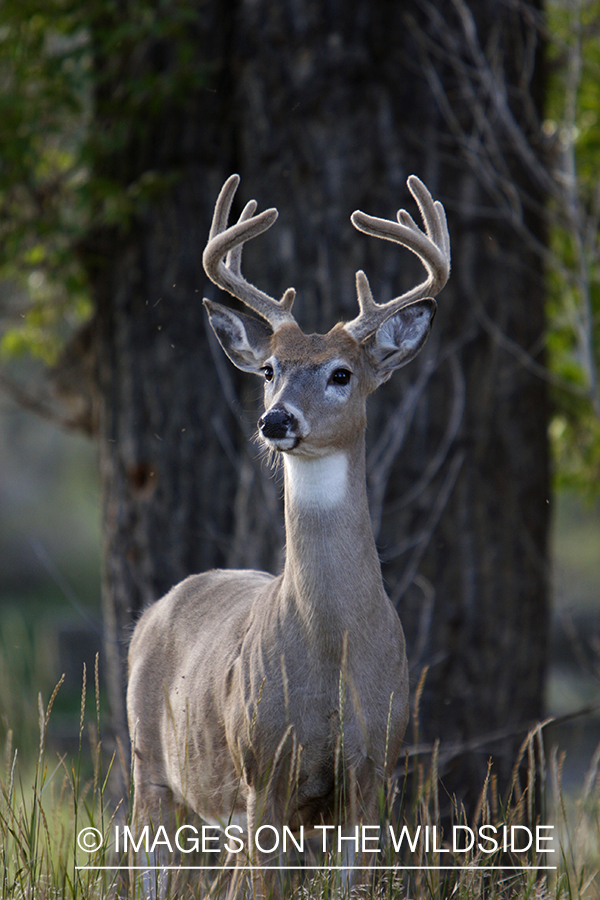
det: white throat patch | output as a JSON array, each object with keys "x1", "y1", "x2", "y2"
[{"x1": 285, "y1": 453, "x2": 348, "y2": 510}]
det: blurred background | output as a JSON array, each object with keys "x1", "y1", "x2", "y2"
[{"x1": 0, "y1": 0, "x2": 599, "y2": 815}]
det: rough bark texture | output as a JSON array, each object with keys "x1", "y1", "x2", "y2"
[{"x1": 85, "y1": 0, "x2": 549, "y2": 805}]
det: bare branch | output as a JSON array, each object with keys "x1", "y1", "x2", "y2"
[
  {"x1": 0, "y1": 369, "x2": 84, "y2": 432},
  {"x1": 367, "y1": 349, "x2": 438, "y2": 540},
  {"x1": 390, "y1": 350, "x2": 466, "y2": 513},
  {"x1": 390, "y1": 448, "x2": 466, "y2": 605},
  {"x1": 412, "y1": 0, "x2": 600, "y2": 420}
]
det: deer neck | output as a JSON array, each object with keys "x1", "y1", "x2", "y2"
[{"x1": 280, "y1": 442, "x2": 384, "y2": 637}]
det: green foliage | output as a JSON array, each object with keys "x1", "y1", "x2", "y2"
[
  {"x1": 0, "y1": 0, "x2": 206, "y2": 364},
  {"x1": 549, "y1": 413, "x2": 600, "y2": 499},
  {"x1": 544, "y1": 1, "x2": 600, "y2": 496},
  {"x1": 0, "y1": 609, "x2": 56, "y2": 755},
  {"x1": 0, "y1": 0, "x2": 91, "y2": 363}
]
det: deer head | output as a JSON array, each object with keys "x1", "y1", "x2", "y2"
[{"x1": 203, "y1": 174, "x2": 450, "y2": 463}]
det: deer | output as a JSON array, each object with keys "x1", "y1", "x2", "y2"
[{"x1": 126, "y1": 173, "x2": 450, "y2": 899}]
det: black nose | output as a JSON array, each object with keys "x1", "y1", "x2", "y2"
[{"x1": 259, "y1": 408, "x2": 297, "y2": 439}]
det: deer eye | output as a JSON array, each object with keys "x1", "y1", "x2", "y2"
[
  {"x1": 262, "y1": 365, "x2": 274, "y2": 383},
  {"x1": 330, "y1": 368, "x2": 352, "y2": 386}
]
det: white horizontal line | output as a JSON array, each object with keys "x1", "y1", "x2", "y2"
[{"x1": 77, "y1": 865, "x2": 558, "y2": 871}]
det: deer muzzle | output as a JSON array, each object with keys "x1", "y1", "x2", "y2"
[{"x1": 258, "y1": 407, "x2": 301, "y2": 450}]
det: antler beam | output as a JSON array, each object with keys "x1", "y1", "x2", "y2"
[
  {"x1": 203, "y1": 174, "x2": 297, "y2": 331},
  {"x1": 345, "y1": 176, "x2": 451, "y2": 342}
]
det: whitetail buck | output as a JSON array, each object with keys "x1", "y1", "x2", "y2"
[{"x1": 127, "y1": 173, "x2": 450, "y2": 898}]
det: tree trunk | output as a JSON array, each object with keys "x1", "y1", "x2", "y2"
[{"x1": 87, "y1": 0, "x2": 549, "y2": 805}]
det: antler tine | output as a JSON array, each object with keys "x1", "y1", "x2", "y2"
[
  {"x1": 345, "y1": 176, "x2": 451, "y2": 342},
  {"x1": 203, "y1": 174, "x2": 297, "y2": 330}
]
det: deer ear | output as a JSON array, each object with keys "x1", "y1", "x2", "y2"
[
  {"x1": 363, "y1": 298, "x2": 437, "y2": 384},
  {"x1": 204, "y1": 299, "x2": 273, "y2": 373}
]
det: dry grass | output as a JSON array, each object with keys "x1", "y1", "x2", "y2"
[{"x1": 1, "y1": 665, "x2": 599, "y2": 900}]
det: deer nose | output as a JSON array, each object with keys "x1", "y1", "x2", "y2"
[{"x1": 259, "y1": 407, "x2": 297, "y2": 439}]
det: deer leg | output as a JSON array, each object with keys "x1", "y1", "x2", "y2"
[
  {"x1": 339, "y1": 765, "x2": 381, "y2": 896},
  {"x1": 338, "y1": 827, "x2": 357, "y2": 894},
  {"x1": 201, "y1": 846, "x2": 239, "y2": 900},
  {"x1": 246, "y1": 789, "x2": 283, "y2": 900},
  {"x1": 130, "y1": 757, "x2": 178, "y2": 900},
  {"x1": 222, "y1": 858, "x2": 246, "y2": 900}
]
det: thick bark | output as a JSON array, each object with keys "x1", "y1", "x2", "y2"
[
  {"x1": 231, "y1": 0, "x2": 550, "y2": 804},
  {"x1": 86, "y1": 1, "x2": 285, "y2": 741},
  {"x1": 92, "y1": 180, "x2": 240, "y2": 741},
  {"x1": 86, "y1": 0, "x2": 549, "y2": 804}
]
